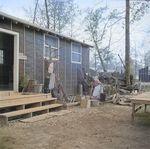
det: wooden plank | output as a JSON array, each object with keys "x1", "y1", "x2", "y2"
[
  {"x1": 131, "y1": 103, "x2": 135, "y2": 125},
  {"x1": 0, "y1": 91, "x2": 15, "y2": 96},
  {"x1": 20, "y1": 110, "x2": 72, "y2": 123},
  {"x1": 130, "y1": 98, "x2": 150, "y2": 101},
  {"x1": 134, "y1": 104, "x2": 144, "y2": 113},
  {"x1": 0, "y1": 93, "x2": 49, "y2": 100},
  {"x1": 118, "y1": 103, "x2": 132, "y2": 106},
  {"x1": 0, "y1": 115, "x2": 8, "y2": 125},
  {"x1": 0, "y1": 92, "x2": 51, "y2": 100},
  {"x1": 119, "y1": 89, "x2": 130, "y2": 93},
  {"x1": 80, "y1": 100, "x2": 90, "y2": 108},
  {"x1": 67, "y1": 102, "x2": 80, "y2": 107},
  {"x1": 130, "y1": 100, "x2": 150, "y2": 105},
  {"x1": 29, "y1": 102, "x2": 42, "y2": 108},
  {"x1": 15, "y1": 105, "x2": 25, "y2": 110},
  {"x1": 145, "y1": 104, "x2": 147, "y2": 113},
  {"x1": 0, "y1": 97, "x2": 57, "y2": 108},
  {"x1": 0, "y1": 104, "x2": 63, "y2": 117}
]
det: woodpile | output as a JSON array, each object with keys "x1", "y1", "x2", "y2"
[{"x1": 107, "y1": 93, "x2": 132, "y2": 106}]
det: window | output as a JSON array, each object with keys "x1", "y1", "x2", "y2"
[
  {"x1": 44, "y1": 35, "x2": 59, "y2": 60},
  {"x1": 71, "y1": 43, "x2": 82, "y2": 64},
  {"x1": 0, "y1": 50, "x2": 3, "y2": 64},
  {"x1": 148, "y1": 66, "x2": 150, "y2": 75}
]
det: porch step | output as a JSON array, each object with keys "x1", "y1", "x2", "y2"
[
  {"x1": 0, "y1": 94, "x2": 56, "y2": 109},
  {"x1": 20, "y1": 110, "x2": 72, "y2": 123},
  {"x1": 0, "y1": 91, "x2": 15, "y2": 97},
  {"x1": 0, "y1": 93, "x2": 51, "y2": 100},
  {"x1": 0, "y1": 104, "x2": 63, "y2": 125},
  {"x1": 0, "y1": 92, "x2": 66, "y2": 125}
]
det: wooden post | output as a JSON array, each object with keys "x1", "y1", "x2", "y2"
[
  {"x1": 0, "y1": 115, "x2": 8, "y2": 125},
  {"x1": 15, "y1": 105, "x2": 25, "y2": 110},
  {"x1": 145, "y1": 104, "x2": 147, "y2": 113},
  {"x1": 125, "y1": 0, "x2": 130, "y2": 88},
  {"x1": 131, "y1": 103, "x2": 135, "y2": 125}
]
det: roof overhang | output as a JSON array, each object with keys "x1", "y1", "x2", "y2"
[{"x1": 0, "y1": 12, "x2": 93, "y2": 48}]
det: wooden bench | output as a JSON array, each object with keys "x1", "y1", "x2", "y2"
[
  {"x1": 130, "y1": 92, "x2": 150, "y2": 124},
  {"x1": 0, "y1": 103, "x2": 63, "y2": 125}
]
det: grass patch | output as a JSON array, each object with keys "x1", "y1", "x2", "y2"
[
  {"x1": 135, "y1": 112, "x2": 150, "y2": 125},
  {"x1": 0, "y1": 131, "x2": 15, "y2": 149}
]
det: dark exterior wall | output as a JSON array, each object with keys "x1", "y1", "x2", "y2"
[
  {"x1": 139, "y1": 66, "x2": 150, "y2": 82},
  {"x1": 58, "y1": 40, "x2": 90, "y2": 95},
  {"x1": 12, "y1": 23, "x2": 24, "y2": 53},
  {"x1": 0, "y1": 19, "x2": 26, "y2": 78},
  {"x1": 66, "y1": 41, "x2": 72, "y2": 94},
  {"x1": 59, "y1": 39, "x2": 66, "y2": 91},
  {"x1": 19, "y1": 60, "x2": 24, "y2": 76},
  {"x1": 25, "y1": 28, "x2": 34, "y2": 79},
  {"x1": 25, "y1": 28, "x2": 44, "y2": 84},
  {"x1": 0, "y1": 17, "x2": 90, "y2": 94},
  {"x1": 0, "y1": 18, "x2": 11, "y2": 30},
  {"x1": 35, "y1": 31, "x2": 43, "y2": 84}
]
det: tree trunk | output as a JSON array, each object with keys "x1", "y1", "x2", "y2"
[
  {"x1": 94, "y1": 40, "x2": 107, "y2": 72},
  {"x1": 33, "y1": 0, "x2": 39, "y2": 23},
  {"x1": 45, "y1": 0, "x2": 49, "y2": 29},
  {"x1": 125, "y1": 0, "x2": 130, "y2": 88}
]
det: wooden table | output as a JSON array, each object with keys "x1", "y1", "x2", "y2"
[{"x1": 130, "y1": 92, "x2": 150, "y2": 125}]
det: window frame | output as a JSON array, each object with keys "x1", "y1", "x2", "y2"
[
  {"x1": 71, "y1": 42, "x2": 82, "y2": 64},
  {"x1": 44, "y1": 34, "x2": 59, "y2": 60},
  {"x1": 0, "y1": 50, "x2": 4, "y2": 64}
]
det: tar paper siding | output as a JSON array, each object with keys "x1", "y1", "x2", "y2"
[
  {"x1": 35, "y1": 30, "x2": 43, "y2": 84},
  {"x1": 0, "y1": 18, "x2": 90, "y2": 95},
  {"x1": 25, "y1": 28, "x2": 34, "y2": 79},
  {"x1": 57, "y1": 38, "x2": 90, "y2": 95},
  {"x1": 0, "y1": 18, "x2": 11, "y2": 30},
  {"x1": 0, "y1": 19, "x2": 44, "y2": 83},
  {"x1": 139, "y1": 66, "x2": 150, "y2": 82}
]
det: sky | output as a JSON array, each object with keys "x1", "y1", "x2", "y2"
[{"x1": 0, "y1": 0, "x2": 149, "y2": 71}]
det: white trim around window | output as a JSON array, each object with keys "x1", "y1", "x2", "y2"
[{"x1": 71, "y1": 42, "x2": 82, "y2": 64}]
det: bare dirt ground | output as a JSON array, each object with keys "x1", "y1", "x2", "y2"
[{"x1": 0, "y1": 103, "x2": 150, "y2": 149}]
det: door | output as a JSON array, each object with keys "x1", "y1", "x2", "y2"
[{"x1": 0, "y1": 33, "x2": 14, "y2": 90}]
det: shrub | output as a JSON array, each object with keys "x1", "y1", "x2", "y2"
[{"x1": 19, "y1": 75, "x2": 29, "y2": 92}]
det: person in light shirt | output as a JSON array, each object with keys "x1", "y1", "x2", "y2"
[{"x1": 90, "y1": 77, "x2": 104, "y2": 100}]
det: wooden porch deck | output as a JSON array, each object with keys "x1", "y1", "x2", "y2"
[{"x1": 0, "y1": 91, "x2": 63, "y2": 125}]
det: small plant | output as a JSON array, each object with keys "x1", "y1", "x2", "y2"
[{"x1": 19, "y1": 75, "x2": 29, "y2": 92}]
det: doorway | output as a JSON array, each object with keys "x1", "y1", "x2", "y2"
[
  {"x1": 0, "y1": 33, "x2": 14, "y2": 90},
  {"x1": 0, "y1": 28, "x2": 19, "y2": 91}
]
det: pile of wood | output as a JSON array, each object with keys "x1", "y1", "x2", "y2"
[
  {"x1": 107, "y1": 93, "x2": 132, "y2": 106},
  {"x1": 99, "y1": 71, "x2": 125, "y2": 86}
]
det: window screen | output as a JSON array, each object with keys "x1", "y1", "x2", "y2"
[
  {"x1": 45, "y1": 35, "x2": 59, "y2": 59},
  {"x1": 45, "y1": 35, "x2": 58, "y2": 48},
  {"x1": 0, "y1": 50, "x2": 3, "y2": 64},
  {"x1": 72, "y1": 43, "x2": 82, "y2": 63}
]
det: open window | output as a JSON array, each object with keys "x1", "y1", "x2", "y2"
[
  {"x1": 44, "y1": 35, "x2": 59, "y2": 60},
  {"x1": 71, "y1": 43, "x2": 82, "y2": 64}
]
